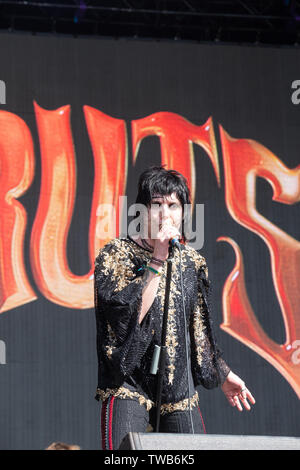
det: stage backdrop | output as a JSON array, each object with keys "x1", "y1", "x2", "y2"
[{"x1": 0, "y1": 31, "x2": 299, "y2": 449}]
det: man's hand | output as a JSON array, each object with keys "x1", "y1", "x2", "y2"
[{"x1": 221, "y1": 371, "x2": 256, "y2": 411}]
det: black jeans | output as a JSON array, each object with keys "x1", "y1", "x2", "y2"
[{"x1": 100, "y1": 397, "x2": 206, "y2": 450}]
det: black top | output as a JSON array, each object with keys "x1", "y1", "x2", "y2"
[{"x1": 94, "y1": 236, "x2": 230, "y2": 414}]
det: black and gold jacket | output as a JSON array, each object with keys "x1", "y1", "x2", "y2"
[{"x1": 94, "y1": 236, "x2": 230, "y2": 414}]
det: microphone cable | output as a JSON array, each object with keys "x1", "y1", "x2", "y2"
[{"x1": 178, "y1": 244, "x2": 195, "y2": 435}]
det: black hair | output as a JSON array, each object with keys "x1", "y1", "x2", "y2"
[{"x1": 135, "y1": 166, "x2": 191, "y2": 242}]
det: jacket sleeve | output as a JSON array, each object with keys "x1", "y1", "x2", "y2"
[
  {"x1": 94, "y1": 240, "x2": 154, "y2": 384},
  {"x1": 190, "y1": 256, "x2": 230, "y2": 389}
]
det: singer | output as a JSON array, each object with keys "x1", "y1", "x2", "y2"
[{"x1": 94, "y1": 166, "x2": 255, "y2": 450}]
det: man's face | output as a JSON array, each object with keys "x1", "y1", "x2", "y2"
[{"x1": 147, "y1": 192, "x2": 183, "y2": 239}]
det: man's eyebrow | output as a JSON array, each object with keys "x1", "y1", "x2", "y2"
[
  {"x1": 151, "y1": 194, "x2": 179, "y2": 201},
  {"x1": 150, "y1": 198, "x2": 178, "y2": 203}
]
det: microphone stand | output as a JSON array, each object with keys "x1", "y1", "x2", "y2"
[{"x1": 154, "y1": 243, "x2": 174, "y2": 432}]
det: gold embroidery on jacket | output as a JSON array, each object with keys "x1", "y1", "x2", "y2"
[
  {"x1": 97, "y1": 238, "x2": 150, "y2": 294},
  {"x1": 105, "y1": 345, "x2": 114, "y2": 359},
  {"x1": 95, "y1": 387, "x2": 199, "y2": 415},
  {"x1": 155, "y1": 256, "x2": 181, "y2": 386},
  {"x1": 181, "y1": 247, "x2": 207, "y2": 368},
  {"x1": 96, "y1": 239, "x2": 207, "y2": 388},
  {"x1": 96, "y1": 387, "x2": 154, "y2": 411},
  {"x1": 184, "y1": 246, "x2": 207, "y2": 273},
  {"x1": 100, "y1": 241, "x2": 135, "y2": 292},
  {"x1": 107, "y1": 322, "x2": 116, "y2": 342},
  {"x1": 160, "y1": 391, "x2": 199, "y2": 415},
  {"x1": 105, "y1": 323, "x2": 117, "y2": 359},
  {"x1": 193, "y1": 305, "x2": 205, "y2": 366}
]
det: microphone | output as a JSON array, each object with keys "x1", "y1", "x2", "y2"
[{"x1": 170, "y1": 237, "x2": 181, "y2": 249}]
